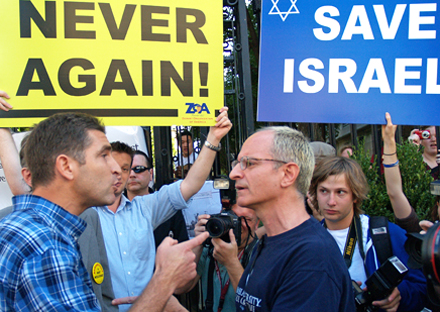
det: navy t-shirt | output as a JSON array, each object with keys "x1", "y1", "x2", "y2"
[{"x1": 236, "y1": 217, "x2": 355, "y2": 312}]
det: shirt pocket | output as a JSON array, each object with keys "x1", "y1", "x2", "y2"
[{"x1": 133, "y1": 229, "x2": 151, "y2": 261}]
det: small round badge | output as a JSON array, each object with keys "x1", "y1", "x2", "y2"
[{"x1": 92, "y1": 262, "x2": 104, "y2": 285}]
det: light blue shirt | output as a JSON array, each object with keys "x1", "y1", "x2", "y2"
[{"x1": 94, "y1": 181, "x2": 188, "y2": 312}]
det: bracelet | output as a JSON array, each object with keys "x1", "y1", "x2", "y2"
[
  {"x1": 383, "y1": 152, "x2": 396, "y2": 156},
  {"x1": 204, "y1": 140, "x2": 221, "y2": 152},
  {"x1": 383, "y1": 160, "x2": 399, "y2": 168}
]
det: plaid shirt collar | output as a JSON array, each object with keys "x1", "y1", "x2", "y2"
[{"x1": 12, "y1": 194, "x2": 87, "y2": 241}]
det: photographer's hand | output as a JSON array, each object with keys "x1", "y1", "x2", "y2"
[
  {"x1": 212, "y1": 230, "x2": 238, "y2": 266},
  {"x1": 194, "y1": 214, "x2": 210, "y2": 237},
  {"x1": 372, "y1": 287, "x2": 401, "y2": 312},
  {"x1": 409, "y1": 129, "x2": 421, "y2": 146},
  {"x1": 419, "y1": 220, "x2": 435, "y2": 234},
  {"x1": 212, "y1": 230, "x2": 243, "y2": 291}
]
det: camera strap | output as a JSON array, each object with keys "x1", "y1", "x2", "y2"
[
  {"x1": 205, "y1": 248, "x2": 246, "y2": 312},
  {"x1": 204, "y1": 248, "x2": 215, "y2": 312},
  {"x1": 214, "y1": 249, "x2": 245, "y2": 312},
  {"x1": 342, "y1": 218, "x2": 358, "y2": 268},
  {"x1": 327, "y1": 216, "x2": 364, "y2": 269}
]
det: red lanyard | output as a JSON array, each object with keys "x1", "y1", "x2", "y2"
[{"x1": 214, "y1": 249, "x2": 245, "y2": 312}]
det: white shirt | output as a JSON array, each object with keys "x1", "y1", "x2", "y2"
[{"x1": 327, "y1": 227, "x2": 368, "y2": 288}]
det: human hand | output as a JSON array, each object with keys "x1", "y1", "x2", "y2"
[
  {"x1": 112, "y1": 296, "x2": 138, "y2": 306},
  {"x1": 208, "y1": 107, "x2": 232, "y2": 143},
  {"x1": 420, "y1": 220, "x2": 435, "y2": 234},
  {"x1": 372, "y1": 287, "x2": 401, "y2": 312},
  {"x1": 212, "y1": 229, "x2": 238, "y2": 267},
  {"x1": 194, "y1": 214, "x2": 210, "y2": 237},
  {"x1": 409, "y1": 129, "x2": 421, "y2": 146},
  {"x1": 382, "y1": 112, "x2": 397, "y2": 144},
  {"x1": 155, "y1": 232, "x2": 209, "y2": 291},
  {"x1": 0, "y1": 90, "x2": 12, "y2": 112}
]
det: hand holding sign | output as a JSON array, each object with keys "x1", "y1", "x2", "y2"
[{"x1": 0, "y1": 91, "x2": 11, "y2": 112}]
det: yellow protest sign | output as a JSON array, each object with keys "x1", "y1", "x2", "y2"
[{"x1": 0, "y1": 0, "x2": 223, "y2": 127}]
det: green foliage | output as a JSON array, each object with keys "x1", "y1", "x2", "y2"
[{"x1": 352, "y1": 141, "x2": 436, "y2": 222}]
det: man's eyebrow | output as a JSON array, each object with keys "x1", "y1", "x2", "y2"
[{"x1": 97, "y1": 144, "x2": 112, "y2": 155}]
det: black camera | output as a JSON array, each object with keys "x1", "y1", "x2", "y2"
[
  {"x1": 405, "y1": 222, "x2": 440, "y2": 306},
  {"x1": 205, "y1": 177, "x2": 242, "y2": 245},
  {"x1": 403, "y1": 180, "x2": 440, "y2": 306},
  {"x1": 352, "y1": 256, "x2": 408, "y2": 312},
  {"x1": 206, "y1": 210, "x2": 242, "y2": 246}
]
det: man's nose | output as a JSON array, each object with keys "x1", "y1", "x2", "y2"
[
  {"x1": 229, "y1": 163, "x2": 242, "y2": 180},
  {"x1": 327, "y1": 193, "x2": 336, "y2": 206}
]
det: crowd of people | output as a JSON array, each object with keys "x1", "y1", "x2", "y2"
[{"x1": 0, "y1": 88, "x2": 439, "y2": 312}]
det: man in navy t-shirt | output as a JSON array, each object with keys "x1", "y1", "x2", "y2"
[{"x1": 229, "y1": 127, "x2": 355, "y2": 312}]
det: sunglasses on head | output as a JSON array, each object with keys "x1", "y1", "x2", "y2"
[{"x1": 131, "y1": 166, "x2": 151, "y2": 173}]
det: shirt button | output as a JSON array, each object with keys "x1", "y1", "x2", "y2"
[
  {"x1": 123, "y1": 251, "x2": 126, "y2": 255},
  {"x1": 128, "y1": 271, "x2": 131, "y2": 275},
  {"x1": 119, "y1": 232, "x2": 122, "y2": 236}
]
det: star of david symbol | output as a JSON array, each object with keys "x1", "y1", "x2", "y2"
[{"x1": 269, "y1": 0, "x2": 299, "y2": 22}]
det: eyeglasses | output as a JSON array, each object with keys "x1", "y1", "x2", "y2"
[
  {"x1": 131, "y1": 166, "x2": 151, "y2": 173},
  {"x1": 231, "y1": 156, "x2": 288, "y2": 170}
]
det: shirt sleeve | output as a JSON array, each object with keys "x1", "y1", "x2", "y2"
[
  {"x1": 141, "y1": 180, "x2": 189, "y2": 229},
  {"x1": 18, "y1": 248, "x2": 100, "y2": 312},
  {"x1": 394, "y1": 208, "x2": 422, "y2": 233}
]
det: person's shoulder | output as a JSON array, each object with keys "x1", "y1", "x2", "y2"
[
  {"x1": 278, "y1": 219, "x2": 339, "y2": 253},
  {"x1": 79, "y1": 208, "x2": 99, "y2": 221},
  {"x1": 0, "y1": 209, "x2": 57, "y2": 258},
  {"x1": 0, "y1": 206, "x2": 13, "y2": 220}
]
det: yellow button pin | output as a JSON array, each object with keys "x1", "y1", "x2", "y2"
[{"x1": 92, "y1": 263, "x2": 104, "y2": 285}]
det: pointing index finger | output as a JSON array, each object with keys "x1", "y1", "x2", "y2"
[{"x1": 181, "y1": 231, "x2": 209, "y2": 250}]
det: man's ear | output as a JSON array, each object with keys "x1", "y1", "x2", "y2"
[
  {"x1": 280, "y1": 162, "x2": 300, "y2": 188},
  {"x1": 21, "y1": 168, "x2": 32, "y2": 188},
  {"x1": 55, "y1": 154, "x2": 75, "y2": 181}
]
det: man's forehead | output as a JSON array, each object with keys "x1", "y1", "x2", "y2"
[
  {"x1": 133, "y1": 154, "x2": 148, "y2": 165},
  {"x1": 86, "y1": 130, "x2": 110, "y2": 149},
  {"x1": 112, "y1": 151, "x2": 132, "y2": 166},
  {"x1": 238, "y1": 131, "x2": 272, "y2": 158},
  {"x1": 320, "y1": 174, "x2": 349, "y2": 188}
]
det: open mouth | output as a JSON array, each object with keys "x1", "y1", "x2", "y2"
[{"x1": 235, "y1": 185, "x2": 246, "y2": 191}]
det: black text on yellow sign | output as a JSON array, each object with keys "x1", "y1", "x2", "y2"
[{"x1": 0, "y1": 0, "x2": 223, "y2": 127}]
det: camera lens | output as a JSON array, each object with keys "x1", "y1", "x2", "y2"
[
  {"x1": 206, "y1": 218, "x2": 228, "y2": 238},
  {"x1": 422, "y1": 224, "x2": 440, "y2": 285}
]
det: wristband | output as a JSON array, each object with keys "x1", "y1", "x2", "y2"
[
  {"x1": 383, "y1": 160, "x2": 399, "y2": 168},
  {"x1": 204, "y1": 140, "x2": 221, "y2": 152},
  {"x1": 383, "y1": 152, "x2": 397, "y2": 156}
]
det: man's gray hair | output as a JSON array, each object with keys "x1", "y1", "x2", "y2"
[{"x1": 257, "y1": 126, "x2": 314, "y2": 197}]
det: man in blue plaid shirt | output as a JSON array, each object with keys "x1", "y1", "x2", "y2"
[{"x1": 0, "y1": 107, "x2": 209, "y2": 312}]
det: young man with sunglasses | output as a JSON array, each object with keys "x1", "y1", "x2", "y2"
[
  {"x1": 94, "y1": 108, "x2": 232, "y2": 312},
  {"x1": 230, "y1": 127, "x2": 355, "y2": 311},
  {"x1": 127, "y1": 150, "x2": 154, "y2": 199}
]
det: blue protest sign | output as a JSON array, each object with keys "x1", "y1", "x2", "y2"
[{"x1": 258, "y1": 0, "x2": 440, "y2": 125}]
